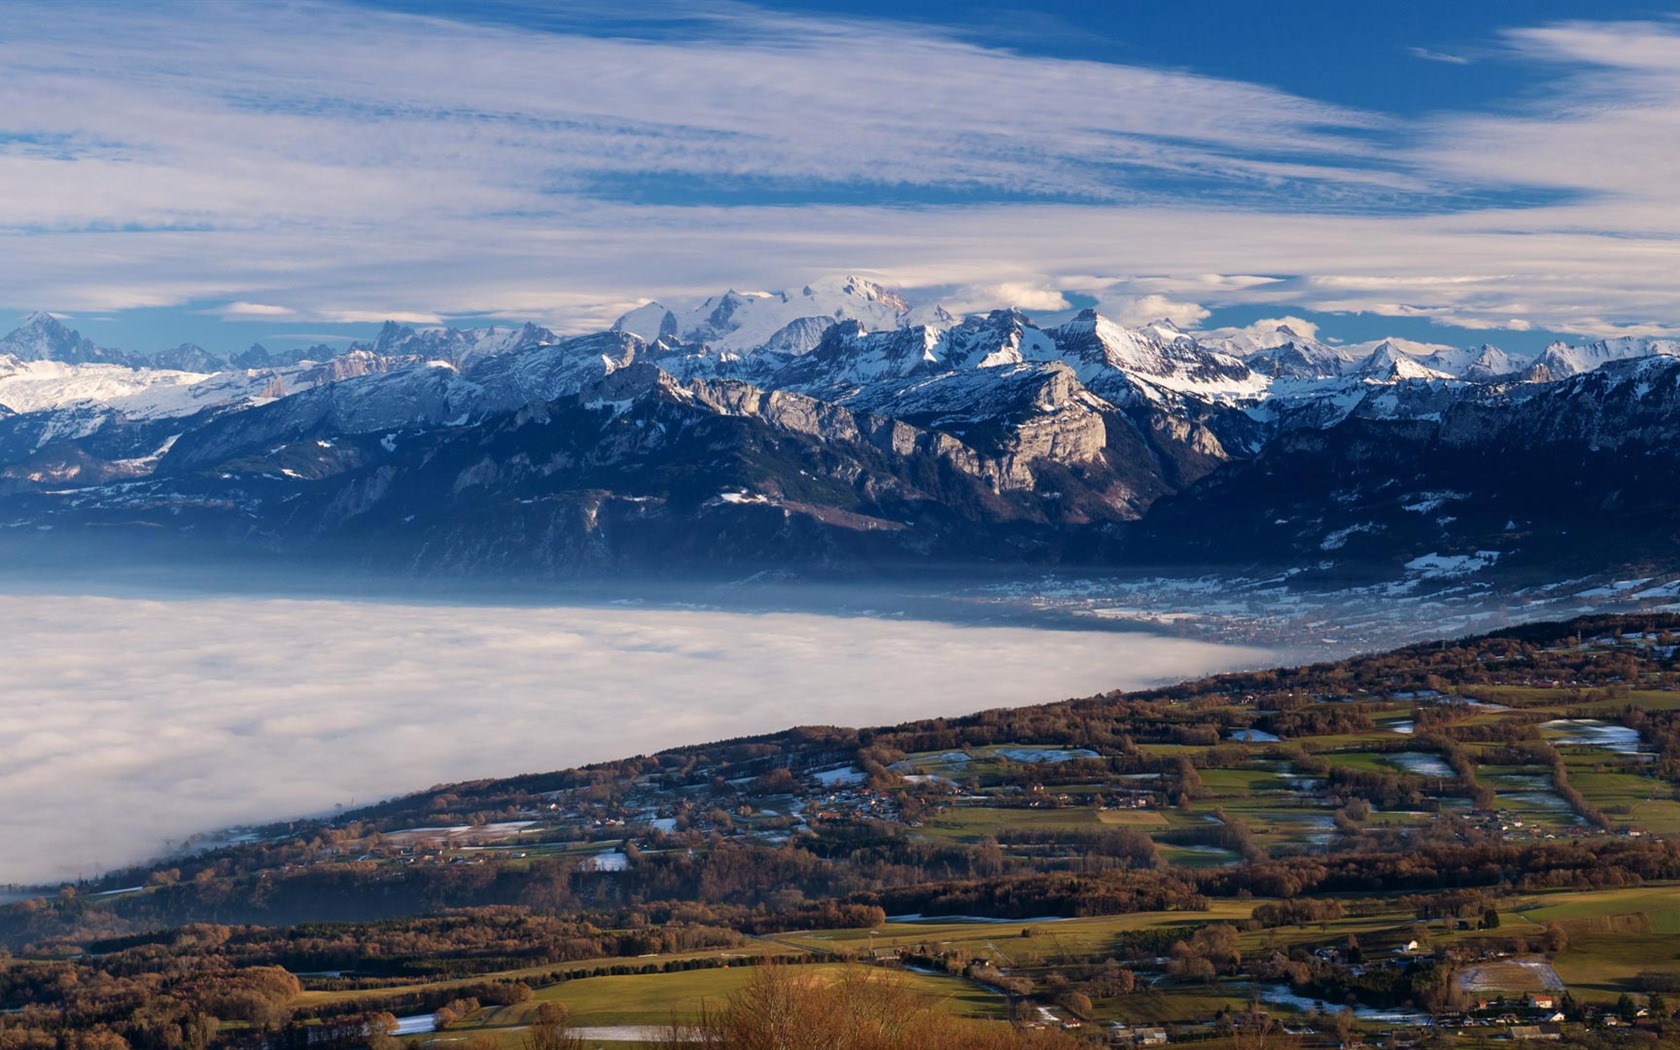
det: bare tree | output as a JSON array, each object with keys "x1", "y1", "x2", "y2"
[{"x1": 522, "y1": 1002, "x2": 583, "y2": 1050}]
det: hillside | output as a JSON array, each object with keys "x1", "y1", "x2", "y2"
[{"x1": 10, "y1": 614, "x2": 1680, "y2": 1045}]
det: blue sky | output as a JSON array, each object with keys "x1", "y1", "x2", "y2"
[{"x1": 5, "y1": 0, "x2": 1680, "y2": 355}]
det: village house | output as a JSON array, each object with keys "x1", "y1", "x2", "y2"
[{"x1": 1109, "y1": 1025, "x2": 1169, "y2": 1047}]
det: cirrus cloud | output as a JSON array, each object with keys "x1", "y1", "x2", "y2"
[{"x1": 0, "y1": 4, "x2": 1678, "y2": 339}]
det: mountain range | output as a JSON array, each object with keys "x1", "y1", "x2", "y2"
[{"x1": 3, "y1": 276, "x2": 1679, "y2": 586}]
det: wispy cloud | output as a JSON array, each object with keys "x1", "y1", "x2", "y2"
[
  {"x1": 1408, "y1": 46, "x2": 1471, "y2": 65},
  {"x1": 0, "y1": 591, "x2": 1272, "y2": 885},
  {"x1": 0, "y1": 4, "x2": 1678, "y2": 338},
  {"x1": 214, "y1": 302, "x2": 296, "y2": 320}
]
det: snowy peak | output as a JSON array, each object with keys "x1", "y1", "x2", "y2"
[
  {"x1": 1519, "y1": 336, "x2": 1680, "y2": 383},
  {"x1": 658, "y1": 274, "x2": 915, "y2": 353},
  {"x1": 232, "y1": 343, "x2": 323, "y2": 369},
  {"x1": 1343, "y1": 336, "x2": 1457, "y2": 359},
  {"x1": 942, "y1": 309, "x2": 1055, "y2": 370},
  {"x1": 1460, "y1": 344, "x2": 1521, "y2": 380},
  {"x1": 153, "y1": 343, "x2": 228, "y2": 373},
  {"x1": 0, "y1": 313, "x2": 127, "y2": 366},
  {"x1": 612, "y1": 302, "x2": 678, "y2": 343},
  {"x1": 368, "y1": 320, "x2": 416, "y2": 357},
  {"x1": 1251, "y1": 336, "x2": 1513, "y2": 382},
  {"x1": 772, "y1": 320, "x2": 944, "y2": 392},
  {"x1": 1046, "y1": 309, "x2": 1254, "y2": 397},
  {"x1": 1140, "y1": 318, "x2": 1189, "y2": 343},
  {"x1": 1247, "y1": 338, "x2": 1352, "y2": 380},
  {"x1": 905, "y1": 302, "x2": 958, "y2": 329},
  {"x1": 806, "y1": 274, "x2": 910, "y2": 315},
  {"x1": 1402, "y1": 342, "x2": 1483, "y2": 378},
  {"x1": 759, "y1": 316, "x2": 836, "y2": 354},
  {"x1": 1352, "y1": 341, "x2": 1455, "y2": 383},
  {"x1": 693, "y1": 290, "x2": 756, "y2": 340},
  {"x1": 1201, "y1": 318, "x2": 1320, "y2": 357},
  {"x1": 361, "y1": 320, "x2": 556, "y2": 367}
]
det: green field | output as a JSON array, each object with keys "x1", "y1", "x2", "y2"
[
  {"x1": 921, "y1": 803, "x2": 1160, "y2": 840},
  {"x1": 512, "y1": 964, "x2": 1009, "y2": 1026}
]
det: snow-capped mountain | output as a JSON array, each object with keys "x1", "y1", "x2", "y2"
[
  {"x1": 0, "y1": 313, "x2": 138, "y2": 366},
  {"x1": 1402, "y1": 342, "x2": 1519, "y2": 379},
  {"x1": 365, "y1": 320, "x2": 558, "y2": 368},
  {"x1": 1035, "y1": 311, "x2": 1262, "y2": 403},
  {"x1": 1347, "y1": 341, "x2": 1457, "y2": 383},
  {"x1": 1244, "y1": 332, "x2": 1360, "y2": 380},
  {"x1": 1516, "y1": 336, "x2": 1680, "y2": 383},
  {"x1": 4, "y1": 281, "x2": 1680, "y2": 584},
  {"x1": 611, "y1": 274, "x2": 925, "y2": 354}
]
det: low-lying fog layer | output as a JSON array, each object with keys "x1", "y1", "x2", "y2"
[{"x1": 0, "y1": 592, "x2": 1277, "y2": 885}]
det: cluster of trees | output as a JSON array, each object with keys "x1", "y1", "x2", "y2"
[
  {"x1": 1156, "y1": 814, "x2": 1265, "y2": 864},
  {"x1": 1536, "y1": 743, "x2": 1616, "y2": 830},
  {"x1": 1250, "y1": 898, "x2": 1345, "y2": 928},
  {"x1": 992, "y1": 827, "x2": 1159, "y2": 869},
  {"x1": 1281, "y1": 953, "x2": 1450, "y2": 1013},
  {"x1": 1165, "y1": 923, "x2": 1241, "y2": 981},
  {"x1": 1625, "y1": 708, "x2": 1680, "y2": 781},
  {"x1": 873, "y1": 869, "x2": 1209, "y2": 919},
  {"x1": 1256, "y1": 704, "x2": 1374, "y2": 739},
  {"x1": 0, "y1": 962, "x2": 296, "y2": 1050}
]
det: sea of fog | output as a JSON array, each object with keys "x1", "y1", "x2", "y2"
[{"x1": 0, "y1": 588, "x2": 1281, "y2": 885}]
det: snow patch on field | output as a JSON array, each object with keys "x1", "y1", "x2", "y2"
[
  {"x1": 1457, "y1": 957, "x2": 1564, "y2": 993},
  {"x1": 1404, "y1": 551, "x2": 1500, "y2": 578},
  {"x1": 1578, "y1": 578, "x2": 1654, "y2": 598},
  {"x1": 811, "y1": 766, "x2": 867, "y2": 787},
  {"x1": 1401, "y1": 491, "x2": 1468, "y2": 514},
  {"x1": 991, "y1": 747, "x2": 1098, "y2": 764},
  {"x1": 582, "y1": 851, "x2": 629, "y2": 872},
  {"x1": 1634, "y1": 579, "x2": 1680, "y2": 599},
  {"x1": 1543, "y1": 719, "x2": 1644, "y2": 755},
  {"x1": 1319, "y1": 523, "x2": 1377, "y2": 551},
  {"x1": 383, "y1": 821, "x2": 536, "y2": 846},
  {"x1": 573, "y1": 1028, "x2": 696, "y2": 1043},
  {"x1": 1388, "y1": 752, "x2": 1454, "y2": 778}
]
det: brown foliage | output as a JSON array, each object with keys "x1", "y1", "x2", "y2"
[{"x1": 657, "y1": 963, "x2": 1083, "y2": 1050}]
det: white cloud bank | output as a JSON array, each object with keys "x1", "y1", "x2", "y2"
[
  {"x1": 1098, "y1": 295, "x2": 1212, "y2": 330},
  {"x1": 0, "y1": 593, "x2": 1274, "y2": 885},
  {"x1": 1, "y1": 4, "x2": 1680, "y2": 336}
]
